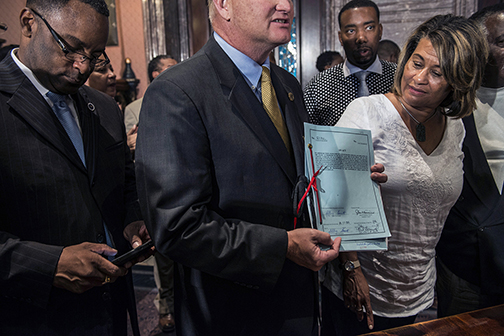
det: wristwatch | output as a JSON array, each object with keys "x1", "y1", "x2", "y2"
[{"x1": 343, "y1": 260, "x2": 361, "y2": 272}]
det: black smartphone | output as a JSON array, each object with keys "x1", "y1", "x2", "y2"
[{"x1": 112, "y1": 240, "x2": 154, "y2": 266}]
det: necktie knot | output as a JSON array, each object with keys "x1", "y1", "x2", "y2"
[
  {"x1": 261, "y1": 66, "x2": 272, "y2": 84},
  {"x1": 47, "y1": 91, "x2": 72, "y2": 111},
  {"x1": 355, "y1": 71, "x2": 370, "y2": 97},
  {"x1": 355, "y1": 70, "x2": 369, "y2": 81},
  {"x1": 46, "y1": 91, "x2": 66, "y2": 105}
]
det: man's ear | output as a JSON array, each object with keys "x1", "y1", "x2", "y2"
[
  {"x1": 338, "y1": 30, "x2": 343, "y2": 44},
  {"x1": 212, "y1": 0, "x2": 231, "y2": 22},
  {"x1": 20, "y1": 8, "x2": 36, "y2": 38},
  {"x1": 378, "y1": 23, "x2": 383, "y2": 40}
]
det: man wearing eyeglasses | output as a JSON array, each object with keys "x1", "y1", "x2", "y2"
[{"x1": 0, "y1": 1, "x2": 149, "y2": 335}]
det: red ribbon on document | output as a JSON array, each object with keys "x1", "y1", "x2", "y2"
[{"x1": 294, "y1": 143, "x2": 323, "y2": 229}]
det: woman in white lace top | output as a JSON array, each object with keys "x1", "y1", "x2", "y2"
[{"x1": 321, "y1": 14, "x2": 488, "y2": 335}]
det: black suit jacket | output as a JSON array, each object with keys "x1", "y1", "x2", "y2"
[
  {"x1": 0, "y1": 53, "x2": 142, "y2": 335},
  {"x1": 136, "y1": 37, "x2": 317, "y2": 335},
  {"x1": 437, "y1": 114, "x2": 504, "y2": 306}
]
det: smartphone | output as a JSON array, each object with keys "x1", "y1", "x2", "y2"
[{"x1": 112, "y1": 240, "x2": 154, "y2": 266}]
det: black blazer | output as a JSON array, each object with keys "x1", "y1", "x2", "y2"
[
  {"x1": 0, "y1": 53, "x2": 142, "y2": 335},
  {"x1": 136, "y1": 36, "x2": 317, "y2": 335},
  {"x1": 437, "y1": 114, "x2": 504, "y2": 305}
]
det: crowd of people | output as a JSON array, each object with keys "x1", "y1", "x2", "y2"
[{"x1": 0, "y1": 0, "x2": 503, "y2": 335}]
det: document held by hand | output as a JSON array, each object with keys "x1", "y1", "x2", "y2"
[{"x1": 304, "y1": 123, "x2": 390, "y2": 251}]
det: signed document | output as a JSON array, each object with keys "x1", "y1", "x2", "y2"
[{"x1": 304, "y1": 123, "x2": 390, "y2": 251}]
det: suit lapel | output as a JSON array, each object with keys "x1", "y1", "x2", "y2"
[
  {"x1": 73, "y1": 88, "x2": 98, "y2": 185},
  {"x1": 0, "y1": 56, "x2": 87, "y2": 173},
  {"x1": 462, "y1": 115, "x2": 499, "y2": 208},
  {"x1": 271, "y1": 65, "x2": 305, "y2": 178},
  {"x1": 205, "y1": 38, "x2": 296, "y2": 184}
]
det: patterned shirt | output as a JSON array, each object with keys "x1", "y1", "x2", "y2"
[{"x1": 303, "y1": 60, "x2": 397, "y2": 125}]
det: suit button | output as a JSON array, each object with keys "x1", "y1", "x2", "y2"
[
  {"x1": 479, "y1": 227, "x2": 484, "y2": 232},
  {"x1": 97, "y1": 234, "x2": 104, "y2": 243}
]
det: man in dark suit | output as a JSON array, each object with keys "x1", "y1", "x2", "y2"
[
  {"x1": 0, "y1": 0, "x2": 149, "y2": 334},
  {"x1": 436, "y1": 3, "x2": 504, "y2": 317},
  {"x1": 135, "y1": 0, "x2": 350, "y2": 335}
]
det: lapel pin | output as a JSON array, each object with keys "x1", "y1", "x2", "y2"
[
  {"x1": 288, "y1": 92, "x2": 295, "y2": 102},
  {"x1": 87, "y1": 102, "x2": 95, "y2": 111}
]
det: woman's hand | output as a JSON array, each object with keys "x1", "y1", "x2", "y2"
[{"x1": 343, "y1": 267, "x2": 374, "y2": 330}]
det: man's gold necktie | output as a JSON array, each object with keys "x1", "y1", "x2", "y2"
[{"x1": 261, "y1": 66, "x2": 292, "y2": 155}]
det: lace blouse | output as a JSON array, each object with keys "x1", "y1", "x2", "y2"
[{"x1": 323, "y1": 94, "x2": 465, "y2": 317}]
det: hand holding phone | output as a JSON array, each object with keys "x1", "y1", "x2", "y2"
[{"x1": 112, "y1": 240, "x2": 154, "y2": 266}]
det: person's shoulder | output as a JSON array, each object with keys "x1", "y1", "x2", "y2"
[
  {"x1": 350, "y1": 94, "x2": 385, "y2": 108},
  {"x1": 304, "y1": 64, "x2": 344, "y2": 91},
  {"x1": 380, "y1": 60, "x2": 397, "y2": 75},
  {"x1": 0, "y1": 55, "x2": 11, "y2": 75},
  {"x1": 271, "y1": 63, "x2": 300, "y2": 86},
  {"x1": 125, "y1": 97, "x2": 143, "y2": 111},
  {"x1": 371, "y1": 94, "x2": 394, "y2": 111},
  {"x1": 346, "y1": 94, "x2": 390, "y2": 119},
  {"x1": 0, "y1": 54, "x2": 24, "y2": 92},
  {"x1": 153, "y1": 52, "x2": 213, "y2": 90},
  {"x1": 447, "y1": 114, "x2": 466, "y2": 137},
  {"x1": 79, "y1": 86, "x2": 122, "y2": 121},
  {"x1": 80, "y1": 84, "x2": 105, "y2": 98},
  {"x1": 340, "y1": 94, "x2": 389, "y2": 127}
]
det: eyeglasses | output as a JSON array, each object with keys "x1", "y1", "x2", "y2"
[{"x1": 30, "y1": 8, "x2": 109, "y2": 67}]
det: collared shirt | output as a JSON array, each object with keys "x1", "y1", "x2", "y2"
[
  {"x1": 214, "y1": 32, "x2": 270, "y2": 102},
  {"x1": 11, "y1": 48, "x2": 81, "y2": 132},
  {"x1": 303, "y1": 58, "x2": 396, "y2": 126},
  {"x1": 343, "y1": 55, "x2": 383, "y2": 77}
]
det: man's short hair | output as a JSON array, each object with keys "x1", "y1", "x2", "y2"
[
  {"x1": 148, "y1": 55, "x2": 174, "y2": 82},
  {"x1": 469, "y1": 3, "x2": 504, "y2": 33},
  {"x1": 338, "y1": 0, "x2": 380, "y2": 28},
  {"x1": 26, "y1": 0, "x2": 109, "y2": 17},
  {"x1": 316, "y1": 51, "x2": 342, "y2": 72},
  {"x1": 378, "y1": 40, "x2": 400, "y2": 62}
]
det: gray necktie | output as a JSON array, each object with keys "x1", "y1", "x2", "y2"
[
  {"x1": 46, "y1": 91, "x2": 86, "y2": 166},
  {"x1": 355, "y1": 71, "x2": 370, "y2": 97}
]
